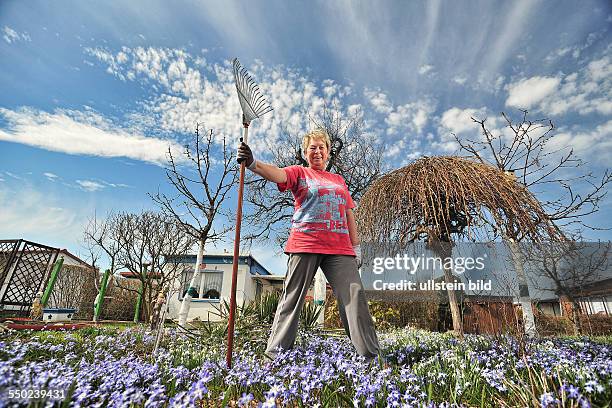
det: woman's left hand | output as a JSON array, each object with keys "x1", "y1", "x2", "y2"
[{"x1": 353, "y1": 244, "x2": 362, "y2": 268}]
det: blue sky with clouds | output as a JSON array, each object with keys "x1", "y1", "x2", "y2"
[{"x1": 0, "y1": 0, "x2": 610, "y2": 274}]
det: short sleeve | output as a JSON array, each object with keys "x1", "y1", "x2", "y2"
[{"x1": 277, "y1": 165, "x2": 302, "y2": 192}]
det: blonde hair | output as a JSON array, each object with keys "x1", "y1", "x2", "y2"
[{"x1": 302, "y1": 128, "x2": 331, "y2": 154}]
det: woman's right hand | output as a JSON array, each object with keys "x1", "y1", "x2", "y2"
[
  {"x1": 237, "y1": 140, "x2": 256, "y2": 169},
  {"x1": 237, "y1": 141, "x2": 287, "y2": 183}
]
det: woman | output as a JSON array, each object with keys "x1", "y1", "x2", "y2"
[{"x1": 237, "y1": 129, "x2": 380, "y2": 361}]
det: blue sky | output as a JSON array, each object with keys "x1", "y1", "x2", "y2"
[{"x1": 0, "y1": 0, "x2": 610, "y2": 274}]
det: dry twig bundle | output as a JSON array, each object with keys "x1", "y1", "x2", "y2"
[{"x1": 358, "y1": 156, "x2": 562, "y2": 244}]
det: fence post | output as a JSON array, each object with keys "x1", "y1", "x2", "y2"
[
  {"x1": 94, "y1": 269, "x2": 111, "y2": 323},
  {"x1": 41, "y1": 257, "x2": 64, "y2": 307},
  {"x1": 134, "y1": 264, "x2": 148, "y2": 323}
]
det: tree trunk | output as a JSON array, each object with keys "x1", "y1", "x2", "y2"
[
  {"x1": 431, "y1": 238, "x2": 464, "y2": 336},
  {"x1": 313, "y1": 268, "x2": 326, "y2": 328},
  {"x1": 559, "y1": 293, "x2": 582, "y2": 335},
  {"x1": 507, "y1": 239, "x2": 537, "y2": 337},
  {"x1": 142, "y1": 286, "x2": 152, "y2": 323},
  {"x1": 178, "y1": 240, "x2": 204, "y2": 327},
  {"x1": 571, "y1": 300, "x2": 583, "y2": 335},
  {"x1": 443, "y1": 267, "x2": 464, "y2": 336}
]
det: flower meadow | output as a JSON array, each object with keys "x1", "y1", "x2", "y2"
[{"x1": 0, "y1": 325, "x2": 611, "y2": 407}]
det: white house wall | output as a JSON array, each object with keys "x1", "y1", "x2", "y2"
[
  {"x1": 60, "y1": 255, "x2": 87, "y2": 268},
  {"x1": 167, "y1": 263, "x2": 255, "y2": 322}
]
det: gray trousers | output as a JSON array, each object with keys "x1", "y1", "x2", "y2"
[{"x1": 266, "y1": 253, "x2": 379, "y2": 359}]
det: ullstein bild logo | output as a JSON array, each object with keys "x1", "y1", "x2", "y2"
[{"x1": 371, "y1": 278, "x2": 492, "y2": 291}]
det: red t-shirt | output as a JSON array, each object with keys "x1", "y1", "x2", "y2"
[{"x1": 277, "y1": 166, "x2": 355, "y2": 255}]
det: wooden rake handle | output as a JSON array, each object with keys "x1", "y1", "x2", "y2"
[{"x1": 226, "y1": 122, "x2": 249, "y2": 369}]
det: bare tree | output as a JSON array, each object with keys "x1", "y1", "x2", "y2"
[
  {"x1": 83, "y1": 211, "x2": 194, "y2": 323},
  {"x1": 83, "y1": 212, "x2": 124, "y2": 322},
  {"x1": 79, "y1": 240, "x2": 101, "y2": 277},
  {"x1": 83, "y1": 212, "x2": 121, "y2": 278},
  {"x1": 113, "y1": 211, "x2": 194, "y2": 323},
  {"x1": 245, "y1": 102, "x2": 384, "y2": 247},
  {"x1": 454, "y1": 110, "x2": 611, "y2": 336},
  {"x1": 527, "y1": 240, "x2": 611, "y2": 335},
  {"x1": 150, "y1": 123, "x2": 238, "y2": 326},
  {"x1": 455, "y1": 110, "x2": 610, "y2": 234}
]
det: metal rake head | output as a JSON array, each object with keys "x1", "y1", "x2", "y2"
[{"x1": 232, "y1": 58, "x2": 273, "y2": 124}]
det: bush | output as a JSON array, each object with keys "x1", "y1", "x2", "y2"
[
  {"x1": 579, "y1": 314, "x2": 612, "y2": 335},
  {"x1": 99, "y1": 277, "x2": 139, "y2": 321},
  {"x1": 535, "y1": 313, "x2": 576, "y2": 336},
  {"x1": 324, "y1": 290, "x2": 439, "y2": 331},
  {"x1": 535, "y1": 312, "x2": 612, "y2": 336}
]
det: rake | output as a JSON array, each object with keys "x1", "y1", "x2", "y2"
[{"x1": 226, "y1": 58, "x2": 272, "y2": 368}]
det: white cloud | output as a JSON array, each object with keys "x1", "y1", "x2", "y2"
[
  {"x1": 76, "y1": 180, "x2": 105, "y2": 192},
  {"x1": 493, "y1": 75, "x2": 506, "y2": 93},
  {"x1": 0, "y1": 107, "x2": 185, "y2": 165},
  {"x1": 385, "y1": 101, "x2": 434, "y2": 136},
  {"x1": 418, "y1": 64, "x2": 434, "y2": 75},
  {"x1": 84, "y1": 45, "x2": 462, "y2": 168},
  {"x1": 383, "y1": 138, "x2": 405, "y2": 158},
  {"x1": 44, "y1": 172, "x2": 127, "y2": 191},
  {"x1": 2, "y1": 26, "x2": 18, "y2": 43},
  {"x1": 431, "y1": 139, "x2": 459, "y2": 153},
  {"x1": 322, "y1": 79, "x2": 340, "y2": 99},
  {"x1": 547, "y1": 120, "x2": 612, "y2": 163},
  {"x1": 434, "y1": 106, "x2": 499, "y2": 154},
  {"x1": 364, "y1": 89, "x2": 393, "y2": 114},
  {"x1": 347, "y1": 104, "x2": 363, "y2": 118},
  {"x1": 0, "y1": 185, "x2": 84, "y2": 242},
  {"x1": 43, "y1": 172, "x2": 58, "y2": 181},
  {"x1": 439, "y1": 107, "x2": 486, "y2": 135},
  {"x1": 505, "y1": 76, "x2": 561, "y2": 109},
  {"x1": 480, "y1": 0, "x2": 537, "y2": 80},
  {"x1": 509, "y1": 53, "x2": 612, "y2": 117},
  {"x1": 84, "y1": 46, "x2": 483, "y2": 165},
  {"x1": 362, "y1": 89, "x2": 434, "y2": 136},
  {"x1": 2, "y1": 26, "x2": 31, "y2": 44},
  {"x1": 435, "y1": 106, "x2": 611, "y2": 171},
  {"x1": 116, "y1": 51, "x2": 128, "y2": 64},
  {"x1": 86, "y1": 46, "x2": 384, "y2": 156},
  {"x1": 4, "y1": 171, "x2": 25, "y2": 181},
  {"x1": 9, "y1": 44, "x2": 446, "y2": 169},
  {"x1": 587, "y1": 56, "x2": 612, "y2": 82},
  {"x1": 544, "y1": 28, "x2": 606, "y2": 63},
  {"x1": 545, "y1": 46, "x2": 572, "y2": 63},
  {"x1": 453, "y1": 76, "x2": 467, "y2": 85},
  {"x1": 100, "y1": 180, "x2": 130, "y2": 188}
]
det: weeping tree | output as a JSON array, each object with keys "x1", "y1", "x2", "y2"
[{"x1": 358, "y1": 156, "x2": 563, "y2": 336}]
